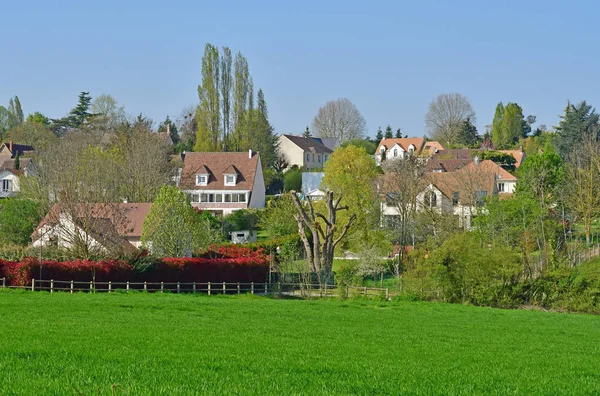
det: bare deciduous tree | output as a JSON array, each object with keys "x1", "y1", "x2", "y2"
[
  {"x1": 425, "y1": 93, "x2": 476, "y2": 145},
  {"x1": 381, "y1": 156, "x2": 427, "y2": 276},
  {"x1": 311, "y1": 98, "x2": 367, "y2": 143},
  {"x1": 290, "y1": 191, "x2": 356, "y2": 281}
]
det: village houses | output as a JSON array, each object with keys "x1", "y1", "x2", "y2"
[
  {"x1": 179, "y1": 150, "x2": 266, "y2": 216},
  {"x1": 278, "y1": 134, "x2": 334, "y2": 170}
]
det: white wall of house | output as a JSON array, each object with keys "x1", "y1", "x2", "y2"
[
  {"x1": 0, "y1": 171, "x2": 20, "y2": 193},
  {"x1": 278, "y1": 136, "x2": 305, "y2": 168},
  {"x1": 249, "y1": 159, "x2": 266, "y2": 209},
  {"x1": 497, "y1": 180, "x2": 516, "y2": 194},
  {"x1": 31, "y1": 215, "x2": 107, "y2": 252}
]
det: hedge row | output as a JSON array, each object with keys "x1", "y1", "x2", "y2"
[{"x1": 0, "y1": 246, "x2": 269, "y2": 287}]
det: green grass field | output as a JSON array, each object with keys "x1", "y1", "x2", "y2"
[{"x1": 1, "y1": 292, "x2": 600, "y2": 394}]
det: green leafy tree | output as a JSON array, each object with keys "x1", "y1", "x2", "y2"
[
  {"x1": 5, "y1": 120, "x2": 57, "y2": 149},
  {"x1": 220, "y1": 46, "x2": 233, "y2": 140},
  {"x1": 341, "y1": 138, "x2": 377, "y2": 155},
  {"x1": 258, "y1": 193, "x2": 298, "y2": 238},
  {"x1": 500, "y1": 103, "x2": 524, "y2": 148},
  {"x1": 13, "y1": 151, "x2": 20, "y2": 170},
  {"x1": 283, "y1": 166, "x2": 303, "y2": 191},
  {"x1": 26, "y1": 112, "x2": 51, "y2": 127},
  {"x1": 491, "y1": 102, "x2": 504, "y2": 148},
  {"x1": 7, "y1": 96, "x2": 24, "y2": 126},
  {"x1": 142, "y1": 186, "x2": 217, "y2": 257},
  {"x1": 51, "y1": 92, "x2": 95, "y2": 135},
  {"x1": 556, "y1": 100, "x2": 600, "y2": 158},
  {"x1": 195, "y1": 44, "x2": 221, "y2": 152},
  {"x1": 0, "y1": 199, "x2": 40, "y2": 246},
  {"x1": 90, "y1": 94, "x2": 127, "y2": 130},
  {"x1": 395, "y1": 128, "x2": 402, "y2": 138},
  {"x1": 322, "y1": 145, "x2": 379, "y2": 250}
]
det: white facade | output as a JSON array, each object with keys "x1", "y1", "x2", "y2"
[
  {"x1": 278, "y1": 135, "x2": 331, "y2": 170},
  {"x1": 230, "y1": 230, "x2": 257, "y2": 244}
]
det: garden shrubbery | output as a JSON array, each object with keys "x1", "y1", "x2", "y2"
[{"x1": 0, "y1": 245, "x2": 269, "y2": 287}]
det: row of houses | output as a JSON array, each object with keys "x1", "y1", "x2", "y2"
[{"x1": 2, "y1": 133, "x2": 523, "y2": 252}]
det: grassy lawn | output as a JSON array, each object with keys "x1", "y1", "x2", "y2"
[{"x1": 1, "y1": 292, "x2": 600, "y2": 394}]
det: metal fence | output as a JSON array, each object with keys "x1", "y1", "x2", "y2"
[{"x1": 0, "y1": 278, "x2": 391, "y2": 299}]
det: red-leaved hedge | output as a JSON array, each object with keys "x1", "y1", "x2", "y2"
[{"x1": 0, "y1": 246, "x2": 269, "y2": 287}]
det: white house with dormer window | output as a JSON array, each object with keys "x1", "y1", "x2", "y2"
[{"x1": 179, "y1": 150, "x2": 265, "y2": 216}]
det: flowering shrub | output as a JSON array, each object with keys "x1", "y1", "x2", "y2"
[{"x1": 0, "y1": 247, "x2": 269, "y2": 287}]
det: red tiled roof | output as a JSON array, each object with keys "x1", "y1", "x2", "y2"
[
  {"x1": 180, "y1": 152, "x2": 260, "y2": 191},
  {"x1": 498, "y1": 150, "x2": 526, "y2": 167},
  {"x1": 377, "y1": 137, "x2": 426, "y2": 154}
]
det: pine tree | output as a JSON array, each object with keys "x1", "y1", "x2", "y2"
[
  {"x1": 385, "y1": 125, "x2": 393, "y2": 139},
  {"x1": 303, "y1": 127, "x2": 311, "y2": 138},
  {"x1": 395, "y1": 128, "x2": 402, "y2": 138},
  {"x1": 556, "y1": 100, "x2": 600, "y2": 157},
  {"x1": 457, "y1": 117, "x2": 478, "y2": 147},
  {"x1": 491, "y1": 102, "x2": 504, "y2": 148},
  {"x1": 376, "y1": 127, "x2": 383, "y2": 141}
]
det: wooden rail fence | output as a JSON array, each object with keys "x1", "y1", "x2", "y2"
[{"x1": 0, "y1": 279, "x2": 390, "y2": 300}]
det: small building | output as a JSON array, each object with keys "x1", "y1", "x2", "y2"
[
  {"x1": 0, "y1": 141, "x2": 34, "y2": 160},
  {"x1": 301, "y1": 172, "x2": 325, "y2": 201},
  {"x1": 0, "y1": 157, "x2": 33, "y2": 199},
  {"x1": 179, "y1": 150, "x2": 266, "y2": 216},
  {"x1": 229, "y1": 230, "x2": 257, "y2": 244},
  {"x1": 278, "y1": 134, "x2": 333, "y2": 170},
  {"x1": 376, "y1": 137, "x2": 427, "y2": 164},
  {"x1": 31, "y1": 203, "x2": 152, "y2": 254}
]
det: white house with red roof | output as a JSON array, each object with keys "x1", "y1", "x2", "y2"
[
  {"x1": 179, "y1": 150, "x2": 265, "y2": 215},
  {"x1": 0, "y1": 156, "x2": 34, "y2": 198},
  {"x1": 375, "y1": 137, "x2": 444, "y2": 164}
]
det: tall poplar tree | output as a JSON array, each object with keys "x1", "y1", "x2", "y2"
[
  {"x1": 491, "y1": 102, "x2": 504, "y2": 148},
  {"x1": 195, "y1": 44, "x2": 221, "y2": 152},
  {"x1": 220, "y1": 47, "x2": 233, "y2": 141},
  {"x1": 500, "y1": 103, "x2": 524, "y2": 148}
]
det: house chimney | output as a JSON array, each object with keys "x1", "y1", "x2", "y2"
[
  {"x1": 9, "y1": 141, "x2": 13, "y2": 153},
  {"x1": 249, "y1": 149, "x2": 253, "y2": 158},
  {"x1": 167, "y1": 124, "x2": 171, "y2": 134}
]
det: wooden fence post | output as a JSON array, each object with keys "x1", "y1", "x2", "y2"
[
  {"x1": 237, "y1": 282, "x2": 240, "y2": 294},
  {"x1": 264, "y1": 283, "x2": 268, "y2": 294},
  {"x1": 31, "y1": 279, "x2": 35, "y2": 291},
  {"x1": 345, "y1": 285, "x2": 349, "y2": 298},
  {"x1": 364, "y1": 286, "x2": 367, "y2": 296},
  {"x1": 144, "y1": 281, "x2": 147, "y2": 291},
  {"x1": 193, "y1": 282, "x2": 196, "y2": 294},
  {"x1": 177, "y1": 282, "x2": 180, "y2": 294},
  {"x1": 108, "y1": 281, "x2": 112, "y2": 293},
  {"x1": 89, "y1": 281, "x2": 93, "y2": 292},
  {"x1": 223, "y1": 282, "x2": 226, "y2": 295},
  {"x1": 386, "y1": 288, "x2": 389, "y2": 300},
  {"x1": 208, "y1": 282, "x2": 211, "y2": 296},
  {"x1": 251, "y1": 282, "x2": 254, "y2": 294},
  {"x1": 161, "y1": 282, "x2": 164, "y2": 293},
  {"x1": 70, "y1": 280, "x2": 74, "y2": 294},
  {"x1": 324, "y1": 283, "x2": 328, "y2": 297},
  {"x1": 126, "y1": 281, "x2": 130, "y2": 292},
  {"x1": 2, "y1": 277, "x2": 5, "y2": 288},
  {"x1": 50, "y1": 279, "x2": 54, "y2": 294}
]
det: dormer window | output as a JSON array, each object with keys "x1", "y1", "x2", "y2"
[
  {"x1": 196, "y1": 174, "x2": 208, "y2": 186},
  {"x1": 393, "y1": 149, "x2": 398, "y2": 157},
  {"x1": 225, "y1": 174, "x2": 236, "y2": 186}
]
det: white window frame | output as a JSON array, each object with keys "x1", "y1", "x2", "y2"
[
  {"x1": 224, "y1": 174, "x2": 236, "y2": 186},
  {"x1": 498, "y1": 183, "x2": 505, "y2": 192},
  {"x1": 196, "y1": 174, "x2": 208, "y2": 186},
  {"x1": 2, "y1": 179, "x2": 10, "y2": 192}
]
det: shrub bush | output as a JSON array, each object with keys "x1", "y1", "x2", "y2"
[{"x1": 0, "y1": 246, "x2": 269, "y2": 287}]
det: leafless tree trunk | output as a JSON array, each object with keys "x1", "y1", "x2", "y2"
[
  {"x1": 311, "y1": 98, "x2": 367, "y2": 143},
  {"x1": 425, "y1": 93, "x2": 475, "y2": 145},
  {"x1": 290, "y1": 191, "x2": 356, "y2": 282}
]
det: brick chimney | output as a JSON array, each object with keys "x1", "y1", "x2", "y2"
[
  {"x1": 9, "y1": 141, "x2": 13, "y2": 153},
  {"x1": 249, "y1": 149, "x2": 253, "y2": 158}
]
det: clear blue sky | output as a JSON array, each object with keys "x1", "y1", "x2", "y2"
[{"x1": 1, "y1": 0, "x2": 599, "y2": 139}]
